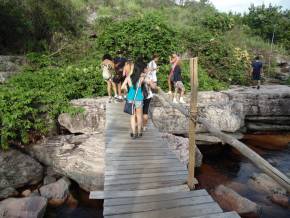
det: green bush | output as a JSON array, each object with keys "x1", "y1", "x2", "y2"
[
  {"x1": 96, "y1": 13, "x2": 182, "y2": 62},
  {"x1": 0, "y1": 55, "x2": 105, "y2": 149}
]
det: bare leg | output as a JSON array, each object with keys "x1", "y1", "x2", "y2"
[
  {"x1": 136, "y1": 107, "x2": 143, "y2": 134},
  {"x1": 143, "y1": 114, "x2": 149, "y2": 128},
  {"x1": 117, "y1": 83, "x2": 122, "y2": 97},
  {"x1": 167, "y1": 75, "x2": 172, "y2": 93},
  {"x1": 107, "y1": 81, "x2": 112, "y2": 97},
  {"x1": 130, "y1": 114, "x2": 136, "y2": 134},
  {"x1": 112, "y1": 82, "x2": 117, "y2": 96}
]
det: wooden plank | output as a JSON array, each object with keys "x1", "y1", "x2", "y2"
[
  {"x1": 106, "y1": 155, "x2": 177, "y2": 161},
  {"x1": 104, "y1": 195, "x2": 214, "y2": 216},
  {"x1": 106, "y1": 171, "x2": 188, "y2": 180},
  {"x1": 104, "y1": 189, "x2": 209, "y2": 206},
  {"x1": 104, "y1": 202, "x2": 222, "y2": 218},
  {"x1": 105, "y1": 159, "x2": 180, "y2": 166},
  {"x1": 104, "y1": 180, "x2": 187, "y2": 191},
  {"x1": 105, "y1": 162, "x2": 186, "y2": 171},
  {"x1": 106, "y1": 151, "x2": 174, "y2": 157},
  {"x1": 101, "y1": 185, "x2": 190, "y2": 198},
  {"x1": 89, "y1": 191, "x2": 104, "y2": 199},
  {"x1": 105, "y1": 166, "x2": 187, "y2": 176},
  {"x1": 105, "y1": 174, "x2": 187, "y2": 186},
  {"x1": 192, "y1": 212, "x2": 241, "y2": 218}
]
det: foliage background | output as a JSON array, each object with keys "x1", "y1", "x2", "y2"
[{"x1": 0, "y1": 0, "x2": 289, "y2": 149}]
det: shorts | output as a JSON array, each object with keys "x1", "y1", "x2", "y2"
[
  {"x1": 252, "y1": 72, "x2": 261, "y2": 80},
  {"x1": 128, "y1": 100, "x2": 143, "y2": 109},
  {"x1": 174, "y1": 81, "x2": 184, "y2": 90},
  {"x1": 112, "y1": 75, "x2": 122, "y2": 84},
  {"x1": 143, "y1": 98, "x2": 152, "y2": 115}
]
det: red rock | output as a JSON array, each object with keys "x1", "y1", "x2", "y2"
[
  {"x1": 21, "y1": 189, "x2": 31, "y2": 197},
  {"x1": 213, "y1": 185, "x2": 259, "y2": 215}
]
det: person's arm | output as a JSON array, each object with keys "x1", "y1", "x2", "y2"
[{"x1": 121, "y1": 77, "x2": 129, "y2": 91}]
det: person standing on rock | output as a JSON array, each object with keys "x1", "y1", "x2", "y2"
[
  {"x1": 172, "y1": 58, "x2": 186, "y2": 104},
  {"x1": 143, "y1": 54, "x2": 159, "y2": 131},
  {"x1": 101, "y1": 54, "x2": 116, "y2": 102},
  {"x1": 251, "y1": 56, "x2": 263, "y2": 89},
  {"x1": 121, "y1": 57, "x2": 147, "y2": 139},
  {"x1": 113, "y1": 50, "x2": 127, "y2": 100},
  {"x1": 167, "y1": 53, "x2": 179, "y2": 94}
]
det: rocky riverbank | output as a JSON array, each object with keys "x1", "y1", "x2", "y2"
[{"x1": 1, "y1": 85, "x2": 290, "y2": 217}]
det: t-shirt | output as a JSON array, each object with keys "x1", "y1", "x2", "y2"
[
  {"x1": 252, "y1": 60, "x2": 263, "y2": 74},
  {"x1": 173, "y1": 65, "x2": 182, "y2": 82},
  {"x1": 145, "y1": 60, "x2": 158, "y2": 99},
  {"x1": 147, "y1": 60, "x2": 158, "y2": 82}
]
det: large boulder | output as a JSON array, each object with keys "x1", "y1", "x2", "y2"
[
  {"x1": 0, "y1": 187, "x2": 18, "y2": 199},
  {"x1": 162, "y1": 133, "x2": 203, "y2": 167},
  {"x1": 213, "y1": 185, "x2": 259, "y2": 215},
  {"x1": 248, "y1": 173, "x2": 287, "y2": 195},
  {"x1": 0, "y1": 196, "x2": 47, "y2": 218},
  {"x1": 39, "y1": 177, "x2": 71, "y2": 206},
  {"x1": 0, "y1": 149, "x2": 43, "y2": 191},
  {"x1": 58, "y1": 98, "x2": 107, "y2": 134},
  {"x1": 151, "y1": 85, "x2": 290, "y2": 135},
  {"x1": 26, "y1": 134, "x2": 105, "y2": 192}
]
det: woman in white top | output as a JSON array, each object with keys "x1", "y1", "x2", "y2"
[{"x1": 143, "y1": 54, "x2": 159, "y2": 130}]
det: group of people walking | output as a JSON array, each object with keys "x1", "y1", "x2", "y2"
[{"x1": 101, "y1": 51, "x2": 185, "y2": 139}]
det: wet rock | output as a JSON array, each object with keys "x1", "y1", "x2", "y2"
[
  {"x1": 0, "y1": 187, "x2": 18, "y2": 199},
  {"x1": 0, "y1": 149, "x2": 43, "y2": 190},
  {"x1": 248, "y1": 173, "x2": 287, "y2": 195},
  {"x1": 0, "y1": 196, "x2": 47, "y2": 218},
  {"x1": 26, "y1": 134, "x2": 105, "y2": 191},
  {"x1": 162, "y1": 133, "x2": 203, "y2": 167},
  {"x1": 43, "y1": 175, "x2": 57, "y2": 185},
  {"x1": 39, "y1": 177, "x2": 71, "y2": 207},
  {"x1": 21, "y1": 189, "x2": 32, "y2": 197},
  {"x1": 58, "y1": 98, "x2": 107, "y2": 134},
  {"x1": 270, "y1": 194, "x2": 289, "y2": 208},
  {"x1": 213, "y1": 185, "x2": 259, "y2": 215}
]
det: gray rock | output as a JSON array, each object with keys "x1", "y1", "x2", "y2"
[
  {"x1": 162, "y1": 133, "x2": 203, "y2": 167},
  {"x1": 0, "y1": 196, "x2": 47, "y2": 218},
  {"x1": 43, "y1": 176, "x2": 57, "y2": 185},
  {"x1": 26, "y1": 134, "x2": 105, "y2": 191},
  {"x1": 0, "y1": 187, "x2": 18, "y2": 199},
  {"x1": 40, "y1": 177, "x2": 70, "y2": 205},
  {"x1": 248, "y1": 173, "x2": 287, "y2": 195},
  {"x1": 151, "y1": 85, "x2": 290, "y2": 135},
  {"x1": 58, "y1": 98, "x2": 107, "y2": 134},
  {"x1": 275, "y1": 72, "x2": 289, "y2": 81},
  {"x1": 0, "y1": 56, "x2": 26, "y2": 82},
  {"x1": 214, "y1": 185, "x2": 259, "y2": 215},
  {"x1": 0, "y1": 149, "x2": 43, "y2": 190}
]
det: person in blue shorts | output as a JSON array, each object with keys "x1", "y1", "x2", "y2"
[{"x1": 251, "y1": 56, "x2": 263, "y2": 89}]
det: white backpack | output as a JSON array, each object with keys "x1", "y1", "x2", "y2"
[{"x1": 101, "y1": 64, "x2": 112, "y2": 80}]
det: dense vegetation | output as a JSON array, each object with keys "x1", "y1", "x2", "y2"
[{"x1": 0, "y1": 0, "x2": 289, "y2": 149}]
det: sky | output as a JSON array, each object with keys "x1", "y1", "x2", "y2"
[{"x1": 209, "y1": 0, "x2": 290, "y2": 13}]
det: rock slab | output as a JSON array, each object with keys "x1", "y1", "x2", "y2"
[
  {"x1": 26, "y1": 134, "x2": 105, "y2": 192},
  {"x1": 0, "y1": 197, "x2": 47, "y2": 218},
  {"x1": 0, "y1": 149, "x2": 43, "y2": 191},
  {"x1": 214, "y1": 185, "x2": 259, "y2": 215}
]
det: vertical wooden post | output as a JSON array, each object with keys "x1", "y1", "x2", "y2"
[{"x1": 187, "y1": 57, "x2": 198, "y2": 190}]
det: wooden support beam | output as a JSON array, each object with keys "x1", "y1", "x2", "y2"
[{"x1": 188, "y1": 57, "x2": 198, "y2": 190}]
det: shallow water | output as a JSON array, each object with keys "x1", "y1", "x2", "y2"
[{"x1": 196, "y1": 133, "x2": 290, "y2": 218}]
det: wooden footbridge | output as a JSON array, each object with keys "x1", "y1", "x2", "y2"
[{"x1": 90, "y1": 102, "x2": 240, "y2": 218}]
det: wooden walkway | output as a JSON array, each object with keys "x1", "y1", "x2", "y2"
[{"x1": 91, "y1": 103, "x2": 240, "y2": 218}]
